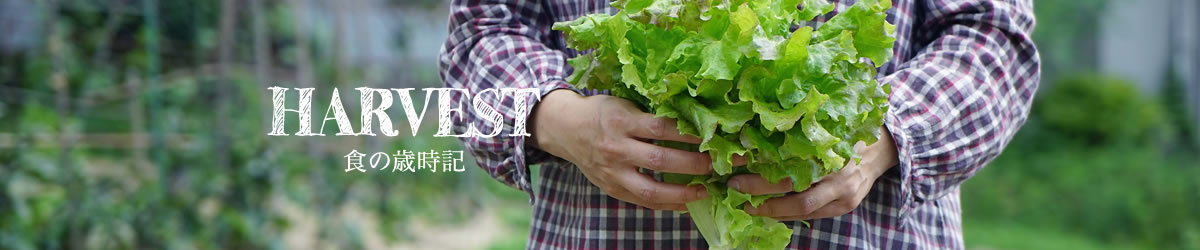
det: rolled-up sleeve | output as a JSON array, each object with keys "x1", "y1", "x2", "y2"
[
  {"x1": 879, "y1": 0, "x2": 1040, "y2": 212},
  {"x1": 438, "y1": 0, "x2": 575, "y2": 193}
]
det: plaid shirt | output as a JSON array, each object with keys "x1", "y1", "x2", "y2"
[{"x1": 439, "y1": 0, "x2": 1039, "y2": 249}]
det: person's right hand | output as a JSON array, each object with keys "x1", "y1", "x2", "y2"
[{"x1": 530, "y1": 89, "x2": 714, "y2": 211}]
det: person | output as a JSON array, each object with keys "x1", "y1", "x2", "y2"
[{"x1": 438, "y1": 0, "x2": 1039, "y2": 248}]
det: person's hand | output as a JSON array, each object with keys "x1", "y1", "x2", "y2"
[
  {"x1": 530, "y1": 90, "x2": 717, "y2": 211},
  {"x1": 728, "y1": 126, "x2": 899, "y2": 220}
]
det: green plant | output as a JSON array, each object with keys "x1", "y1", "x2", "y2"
[
  {"x1": 1033, "y1": 74, "x2": 1166, "y2": 144},
  {"x1": 554, "y1": 0, "x2": 894, "y2": 248}
]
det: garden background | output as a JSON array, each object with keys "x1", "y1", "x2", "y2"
[{"x1": 0, "y1": 0, "x2": 1197, "y2": 249}]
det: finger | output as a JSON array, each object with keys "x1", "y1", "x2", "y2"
[
  {"x1": 786, "y1": 174, "x2": 875, "y2": 220},
  {"x1": 782, "y1": 199, "x2": 857, "y2": 220},
  {"x1": 853, "y1": 140, "x2": 868, "y2": 153},
  {"x1": 622, "y1": 139, "x2": 713, "y2": 175},
  {"x1": 818, "y1": 154, "x2": 862, "y2": 183},
  {"x1": 627, "y1": 113, "x2": 703, "y2": 144},
  {"x1": 731, "y1": 155, "x2": 748, "y2": 166},
  {"x1": 614, "y1": 168, "x2": 709, "y2": 204},
  {"x1": 728, "y1": 174, "x2": 793, "y2": 195},
  {"x1": 746, "y1": 182, "x2": 841, "y2": 217}
]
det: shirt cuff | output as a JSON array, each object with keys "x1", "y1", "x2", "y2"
[
  {"x1": 882, "y1": 103, "x2": 919, "y2": 217},
  {"x1": 508, "y1": 80, "x2": 579, "y2": 193}
]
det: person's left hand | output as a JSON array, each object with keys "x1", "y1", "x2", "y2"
[{"x1": 728, "y1": 126, "x2": 899, "y2": 221}]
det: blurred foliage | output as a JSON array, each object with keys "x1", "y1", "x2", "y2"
[
  {"x1": 1161, "y1": 67, "x2": 1198, "y2": 150},
  {"x1": 1031, "y1": 0, "x2": 1108, "y2": 80},
  {"x1": 963, "y1": 219, "x2": 1142, "y2": 250},
  {"x1": 963, "y1": 74, "x2": 1200, "y2": 250},
  {"x1": 387, "y1": 0, "x2": 443, "y2": 9},
  {"x1": 0, "y1": 0, "x2": 489, "y2": 249},
  {"x1": 1034, "y1": 74, "x2": 1167, "y2": 144}
]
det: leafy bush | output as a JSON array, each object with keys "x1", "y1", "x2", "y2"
[{"x1": 1033, "y1": 74, "x2": 1166, "y2": 144}]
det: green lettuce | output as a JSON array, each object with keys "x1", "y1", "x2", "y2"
[{"x1": 555, "y1": 0, "x2": 894, "y2": 249}]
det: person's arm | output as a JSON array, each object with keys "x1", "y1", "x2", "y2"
[
  {"x1": 439, "y1": 0, "x2": 717, "y2": 209},
  {"x1": 882, "y1": 0, "x2": 1039, "y2": 213},
  {"x1": 439, "y1": 0, "x2": 573, "y2": 192}
]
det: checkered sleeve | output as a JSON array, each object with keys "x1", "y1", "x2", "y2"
[
  {"x1": 879, "y1": 0, "x2": 1039, "y2": 213},
  {"x1": 438, "y1": 0, "x2": 576, "y2": 193}
]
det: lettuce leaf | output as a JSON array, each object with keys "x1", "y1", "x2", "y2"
[{"x1": 555, "y1": 0, "x2": 894, "y2": 248}]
